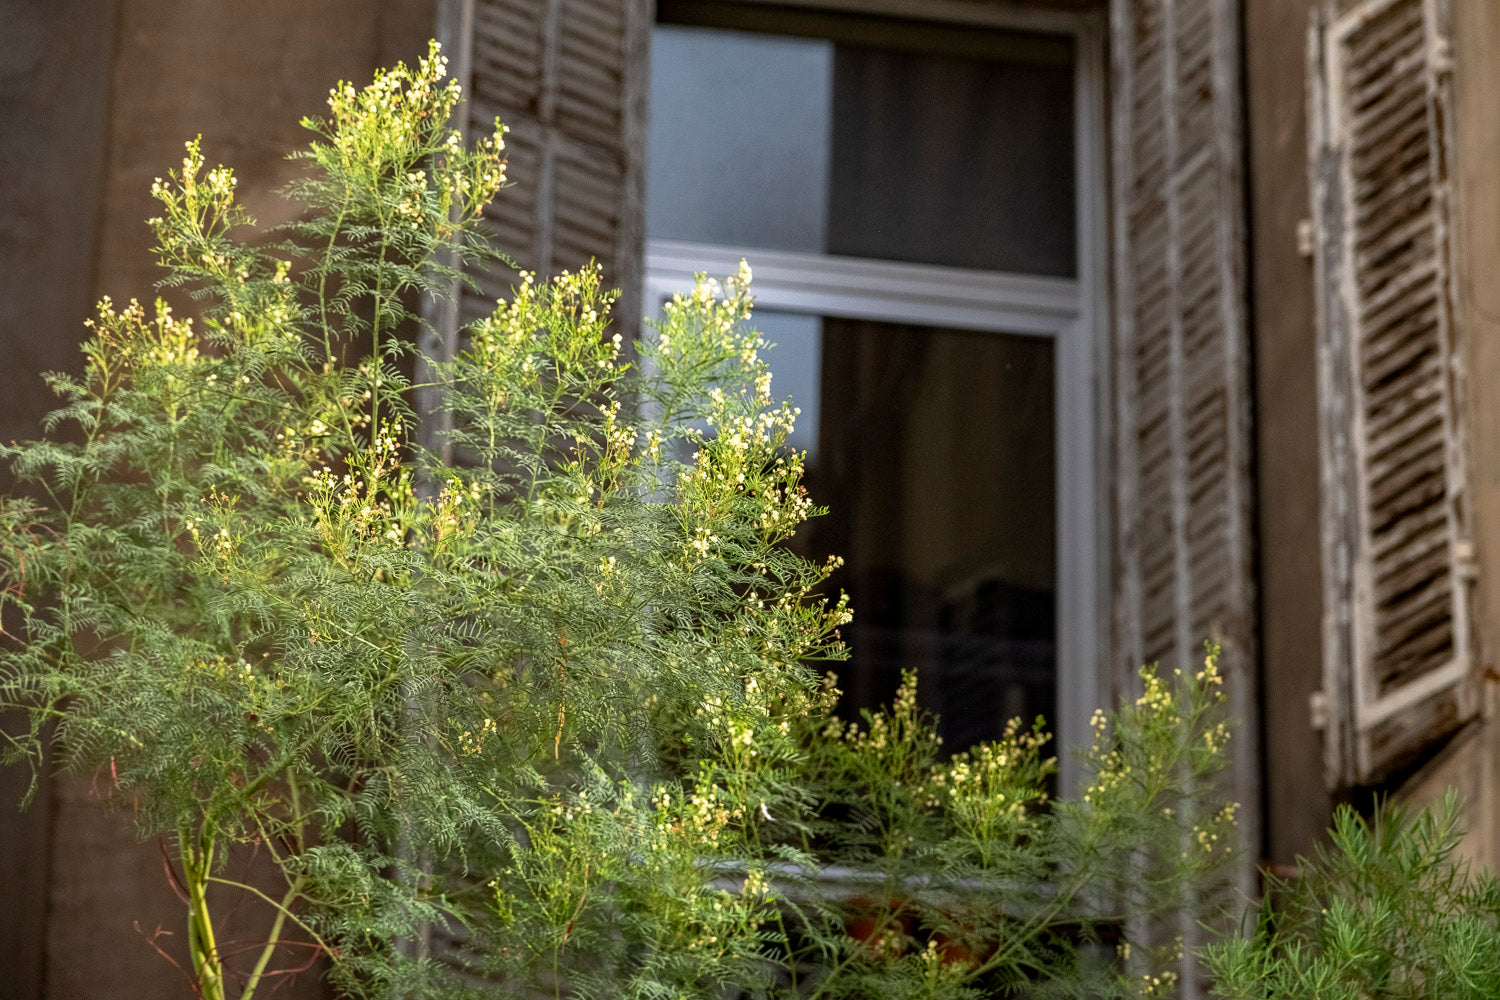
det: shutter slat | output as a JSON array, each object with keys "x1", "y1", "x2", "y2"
[
  {"x1": 1368, "y1": 439, "x2": 1444, "y2": 516},
  {"x1": 563, "y1": 0, "x2": 620, "y2": 37},
  {"x1": 1173, "y1": 2, "x2": 1214, "y2": 153},
  {"x1": 1348, "y1": 87, "x2": 1426, "y2": 174},
  {"x1": 1344, "y1": 0, "x2": 1424, "y2": 88},
  {"x1": 1373, "y1": 535, "x2": 1447, "y2": 608},
  {"x1": 1374, "y1": 586, "x2": 1452, "y2": 675},
  {"x1": 1347, "y1": 40, "x2": 1424, "y2": 106},
  {"x1": 471, "y1": 0, "x2": 545, "y2": 109},
  {"x1": 556, "y1": 0, "x2": 626, "y2": 138},
  {"x1": 1364, "y1": 383, "x2": 1440, "y2": 459},
  {"x1": 1354, "y1": 184, "x2": 1434, "y2": 255},
  {"x1": 1369, "y1": 480, "x2": 1445, "y2": 560},
  {"x1": 1356, "y1": 254, "x2": 1437, "y2": 326},
  {"x1": 472, "y1": 121, "x2": 542, "y2": 279},
  {"x1": 1362, "y1": 319, "x2": 1439, "y2": 397}
]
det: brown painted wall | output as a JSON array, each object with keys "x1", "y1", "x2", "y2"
[
  {"x1": 1397, "y1": 0, "x2": 1500, "y2": 875},
  {"x1": 94, "y1": 0, "x2": 438, "y2": 305},
  {"x1": 0, "y1": 1, "x2": 118, "y2": 453},
  {"x1": 0, "y1": 3, "x2": 119, "y2": 997},
  {"x1": 1, "y1": 3, "x2": 434, "y2": 998},
  {"x1": 1242, "y1": 0, "x2": 1334, "y2": 866}
]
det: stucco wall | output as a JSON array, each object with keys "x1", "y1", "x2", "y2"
[
  {"x1": 0, "y1": 3, "x2": 118, "y2": 996},
  {"x1": 0, "y1": 3, "x2": 434, "y2": 997},
  {"x1": 94, "y1": 1, "x2": 437, "y2": 305},
  {"x1": 1243, "y1": 0, "x2": 1334, "y2": 867}
]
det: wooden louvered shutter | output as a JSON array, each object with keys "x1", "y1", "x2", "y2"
[
  {"x1": 1110, "y1": 0, "x2": 1258, "y2": 881},
  {"x1": 461, "y1": 0, "x2": 649, "y2": 329},
  {"x1": 1309, "y1": 0, "x2": 1476, "y2": 789}
]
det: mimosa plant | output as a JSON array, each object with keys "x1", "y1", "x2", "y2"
[{"x1": 1, "y1": 42, "x2": 1240, "y2": 1000}]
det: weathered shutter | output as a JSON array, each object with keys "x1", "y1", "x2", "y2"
[
  {"x1": 418, "y1": 0, "x2": 647, "y2": 465},
  {"x1": 1110, "y1": 0, "x2": 1257, "y2": 900},
  {"x1": 461, "y1": 0, "x2": 648, "y2": 326},
  {"x1": 1309, "y1": 0, "x2": 1475, "y2": 789}
]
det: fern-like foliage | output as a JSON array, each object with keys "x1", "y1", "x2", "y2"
[
  {"x1": 1, "y1": 41, "x2": 1241, "y2": 1000},
  {"x1": 1203, "y1": 791, "x2": 1500, "y2": 1000}
]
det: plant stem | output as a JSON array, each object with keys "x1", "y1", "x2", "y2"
[
  {"x1": 802, "y1": 901, "x2": 904, "y2": 1000},
  {"x1": 241, "y1": 875, "x2": 305, "y2": 1000},
  {"x1": 368, "y1": 197, "x2": 393, "y2": 449},
  {"x1": 205, "y1": 875, "x2": 333, "y2": 955},
  {"x1": 315, "y1": 198, "x2": 361, "y2": 449},
  {"x1": 181, "y1": 830, "x2": 228, "y2": 1000}
]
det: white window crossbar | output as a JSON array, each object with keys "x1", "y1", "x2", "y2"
[{"x1": 647, "y1": 239, "x2": 1080, "y2": 336}]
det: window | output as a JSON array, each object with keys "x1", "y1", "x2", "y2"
[{"x1": 644, "y1": 1, "x2": 1106, "y2": 788}]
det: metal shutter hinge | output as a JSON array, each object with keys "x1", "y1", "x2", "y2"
[
  {"x1": 1309, "y1": 689, "x2": 1329, "y2": 730},
  {"x1": 1456, "y1": 538, "x2": 1479, "y2": 581},
  {"x1": 1429, "y1": 36, "x2": 1454, "y2": 77}
]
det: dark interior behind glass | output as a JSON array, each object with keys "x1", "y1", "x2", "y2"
[{"x1": 763, "y1": 316, "x2": 1056, "y2": 752}]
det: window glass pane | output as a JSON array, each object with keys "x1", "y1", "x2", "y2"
[
  {"x1": 646, "y1": 26, "x2": 832, "y2": 252},
  {"x1": 649, "y1": 10, "x2": 1077, "y2": 276},
  {"x1": 755, "y1": 311, "x2": 822, "y2": 459},
  {"x1": 828, "y1": 46, "x2": 1076, "y2": 275},
  {"x1": 764, "y1": 317, "x2": 1057, "y2": 751}
]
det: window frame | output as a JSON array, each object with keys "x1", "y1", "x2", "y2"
[{"x1": 642, "y1": 1, "x2": 1109, "y2": 792}]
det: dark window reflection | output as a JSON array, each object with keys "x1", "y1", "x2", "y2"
[
  {"x1": 828, "y1": 45, "x2": 1075, "y2": 275},
  {"x1": 765, "y1": 314, "x2": 1056, "y2": 751}
]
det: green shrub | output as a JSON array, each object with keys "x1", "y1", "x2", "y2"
[
  {"x1": 1203, "y1": 791, "x2": 1500, "y2": 1000},
  {"x1": 1, "y1": 42, "x2": 1240, "y2": 1000}
]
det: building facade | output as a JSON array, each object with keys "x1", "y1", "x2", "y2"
[{"x1": 4, "y1": 0, "x2": 1499, "y2": 996}]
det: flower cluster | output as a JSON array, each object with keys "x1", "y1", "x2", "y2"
[
  {"x1": 304, "y1": 422, "x2": 417, "y2": 554},
  {"x1": 457, "y1": 717, "x2": 498, "y2": 757},
  {"x1": 146, "y1": 137, "x2": 251, "y2": 280},
  {"x1": 649, "y1": 779, "x2": 741, "y2": 850},
  {"x1": 655, "y1": 259, "x2": 756, "y2": 360},
  {"x1": 321, "y1": 41, "x2": 461, "y2": 181}
]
